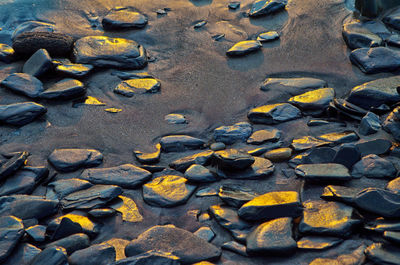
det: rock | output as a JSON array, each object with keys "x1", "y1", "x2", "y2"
[
  {"x1": 69, "y1": 243, "x2": 116, "y2": 265},
  {"x1": 354, "y1": 188, "x2": 400, "y2": 218},
  {"x1": 289, "y1": 147, "x2": 336, "y2": 167},
  {"x1": 226, "y1": 40, "x2": 262, "y2": 56},
  {"x1": 170, "y1": 150, "x2": 213, "y2": 171},
  {"x1": 26, "y1": 225, "x2": 46, "y2": 242},
  {"x1": 88, "y1": 208, "x2": 116, "y2": 218},
  {"x1": 0, "y1": 151, "x2": 29, "y2": 182},
  {"x1": 125, "y1": 225, "x2": 221, "y2": 264},
  {"x1": 134, "y1": 144, "x2": 161, "y2": 164},
  {"x1": 1, "y1": 73, "x2": 44, "y2": 98},
  {"x1": 213, "y1": 149, "x2": 255, "y2": 170},
  {"x1": 218, "y1": 185, "x2": 258, "y2": 208},
  {"x1": 248, "y1": 103, "x2": 302, "y2": 124},
  {"x1": 114, "y1": 78, "x2": 160, "y2": 97},
  {"x1": 263, "y1": 147, "x2": 292, "y2": 162},
  {"x1": 12, "y1": 32, "x2": 73, "y2": 57},
  {"x1": 333, "y1": 144, "x2": 361, "y2": 169},
  {"x1": 246, "y1": 218, "x2": 296, "y2": 255},
  {"x1": 61, "y1": 185, "x2": 122, "y2": 210},
  {"x1": 215, "y1": 156, "x2": 274, "y2": 179},
  {"x1": 194, "y1": 21, "x2": 207, "y2": 29},
  {"x1": 0, "y1": 102, "x2": 46, "y2": 126},
  {"x1": 2, "y1": 243, "x2": 41, "y2": 265},
  {"x1": 364, "y1": 218, "x2": 400, "y2": 232},
  {"x1": 288, "y1": 88, "x2": 335, "y2": 114},
  {"x1": 0, "y1": 195, "x2": 58, "y2": 220},
  {"x1": 40, "y1": 78, "x2": 85, "y2": 99},
  {"x1": 299, "y1": 200, "x2": 359, "y2": 237},
  {"x1": 47, "y1": 178, "x2": 93, "y2": 200},
  {"x1": 365, "y1": 243, "x2": 400, "y2": 265},
  {"x1": 351, "y1": 154, "x2": 396, "y2": 178},
  {"x1": 383, "y1": 107, "x2": 400, "y2": 141},
  {"x1": 29, "y1": 246, "x2": 68, "y2": 265},
  {"x1": 73, "y1": 36, "x2": 147, "y2": 69},
  {"x1": 48, "y1": 148, "x2": 103, "y2": 172},
  {"x1": 316, "y1": 131, "x2": 359, "y2": 144},
  {"x1": 383, "y1": 7, "x2": 400, "y2": 30},
  {"x1": 247, "y1": 141, "x2": 284, "y2": 156},
  {"x1": 109, "y1": 196, "x2": 143, "y2": 223},
  {"x1": 102, "y1": 7, "x2": 148, "y2": 29},
  {"x1": 355, "y1": 139, "x2": 392, "y2": 156},
  {"x1": 194, "y1": 227, "x2": 215, "y2": 242},
  {"x1": 384, "y1": 231, "x2": 400, "y2": 244},
  {"x1": 346, "y1": 76, "x2": 400, "y2": 109},
  {"x1": 214, "y1": 122, "x2": 252, "y2": 144},
  {"x1": 80, "y1": 164, "x2": 151, "y2": 189},
  {"x1": 165, "y1": 114, "x2": 187, "y2": 124},
  {"x1": 260, "y1": 77, "x2": 327, "y2": 94},
  {"x1": 46, "y1": 233, "x2": 90, "y2": 254},
  {"x1": 55, "y1": 63, "x2": 93, "y2": 78},
  {"x1": 103, "y1": 238, "x2": 130, "y2": 261},
  {"x1": 0, "y1": 216, "x2": 24, "y2": 263},
  {"x1": 238, "y1": 191, "x2": 302, "y2": 221},
  {"x1": 295, "y1": 163, "x2": 351, "y2": 181},
  {"x1": 0, "y1": 44, "x2": 14, "y2": 63},
  {"x1": 184, "y1": 164, "x2": 216, "y2": 182},
  {"x1": 359, "y1": 112, "x2": 381, "y2": 135},
  {"x1": 209, "y1": 205, "x2": 253, "y2": 242},
  {"x1": 228, "y1": 2, "x2": 240, "y2": 9},
  {"x1": 387, "y1": 177, "x2": 400, "y2": 193},
  {"x1": 342, "y1": 21, "x2": 382, "y2": 49},
  {"x1": 291, "y1": 136, "x2": 330, "y2": 152},
  {"x1": 196, "y1": 187, "x2": 218, "y2": 197},
  {"x1": 47, "y1": 213, "x2": 98, "y2": 237},
  {"x1": 11, "y1": 21, "x2": 55, "y2": 40},
  {"x1": 143, "y1": 175, "x2": 196, "y2": 207},
  {"x1": 321, "y1": 185, "x2": 364, "y2": 204},
  {"x1": 387, "y1": 34, "x2": 400, "y2": 47},
  {"x1": 50, "y1": 217, "x2": 85, "y2": 241},
  {"x1": 309, "y1": 244, "x2": 366, "y2": 265},
  {"x1": 307, "y1": 119, "x2": 346, "y2": 127},
  {"x1": 160, "y1": 135, "x2": 205, "y2": 152},
  {"x1": 247, "y1": 128, "x2": 281, "y2": 144},
  {"x1": 349, "y1": 47, "x2": 400, "y2": 74},
  {"x1": 112, "y1": 250, "x2": 180, "y2": 265},
  {"x1": 22, "y1": 49, "x2": 52, "y2": 77},
  {"x1": 257, "y1": 31, "x2": 279, "y2": 42},
  {"x1": 249, "y1": 0, "x2": 287, "y2": 17},
  {"x1": 221, "y1": 241, "x2": 248, "y2": 257},
  {"x1": 210, "y1": 142, "x2": 225, "y2": 151},
  {"x1": 297, "y1": 236, "x2": 343, "y2": 250}
]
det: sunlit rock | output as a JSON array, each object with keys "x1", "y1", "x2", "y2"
[
  {"x1": 47, "y1": 178, "x2": 93, "y2": 200},
  {"x1": 321, "y1": 185, "x2": 364, "y2": 204},
  {"x1": 295, "y1": 163, "x2": 351, "y2": 181},
  {"x1": 0, "y1": 166, "x2": 48, "y2": 196},
  {"x1": 297, "y1": 236, "x2": 343, "y2": 250},
  {"x1": 134, "y1": 144, "x2": 161, "y2": 164},
  {"x1": 0, "y1": 216, "x2": 24, "y2": 263},
  {"x1": 214, "y1": 149, "x2": 255, "y2": 170},
  {"x1": 46, "y1": 233, "x2": 90, "y2": 255},
  {"x1": 113, "y1": 250, "x2": 180, "y2": 265},
  {"x1": 354, "y1": 188, "x2": 400, "y2": 218},
  {"x1": 56, "y1": 63, "x2": 93, "y2": 78},
  {"x1": 73, "y1": 36, "x2": 147, "y2": 69},
  {"x1": 350, "y1": 47, "x2": 400, "y2": 74},
  {"x1": 47, "y1": 213, "x2": 99, "y2": 237},
  {"x1": 214, "y1": 122, "x2": 252, "y2": 144},
  {"x1": 165, "y1": 114, "x2": 187, "y2": 124},
  {"x1": 387, "y1": 177, "x2": 400, "y2": 193},
  {"x1": 0, "y1": 195, "x2": 58, "y2": 220},
  {"x1": 105, "y1": 108, "x2": 122, "y2": 113},
  {"x1": 355, "y1": 139, "x2": 392, "y2": 156},
  {"x1": 0, "y1": 44, "x2": 14, "y2": 63},
  {"x1": 88, "y1": 208, "x2": 116, "y2": 218},
  {"x1": 103, "y1": 238, "x2": 130, "y2": 261},
  {"x1": 247, "y1": 141, "x2": 284, "y2": 156},
  {"x1": 0, "y1": 151, "x2": 28, "y2": 182},
  {"x1": 196, "y1": 187, "x2": 218, "y2": 197},
  {"x1": 226, "y1": 40, "x2": 262, "y2": 56},
  {"x1": 247, "y1": 128, "x2": 281, "y2": 145},
  {"x1": 351, "y1": 154, "x2": 396, "y2": 178},
  {"x1": 114, "y1": 78, "x2": 160, "y2": 97},
  {"x1": 194, "y1": 20, "x2": 207, "y2": 29},
  {"x1": 12, "y1": 32, "x2": 73, "y2": 56},
  {"x1": 383, "y1": 106, "x2": 400, "y2": 141},
  {"x1": 1, "y1": 73, "x2": 44, "y2": 98},
  {"x1": 316, "y1": 131, "x2": 359, "y2": 144},
  {"x1": 2, "y1": 243, "x2": 41, "y2": 265},
  {"x1": 218, "y1": 185, "x2": 258, "y2": 208},
  {"x1": 309, "y1": 244, "x2": 366, "y2": 265},
  {"x1": 364, "y1": 217, "x2": 400, "y2": 232},
  {"x1": 238, "y1": 191, "x2": 302, "y2": 221},
  {"x1": 125, "y1": 225, "x2": 221, "y2": 264},
  {"x1": 215, "y1": 156, "x2": 274, "y2": 179},
  {"x1": 160, "y1": 135, "x2": 205, "y2": 152},
  {"x1": 69, "y1": 243, "x2": 116, "y2": 265},
  {"x1": 365, "y1": 243, "x2": 400, "y2": 265},
  {"x1": 48, "y1": 148, "x2": 103, "y2": 172},
  {"x1": 170, "y1": 150, "x2": 213, "y2": 171},
  {"x1": 288, "y1": 87, "x2": 334, "y2": 113},
  {"x1": 102, "y1": 7, "x2": 148, "y2": 29},
  {"x1": 342, "y1": 21, "x2": 382, "y2": 49},
  {"x1": 257, "y1": 31, "x2": 279, "y2": 42},
  {"x1": 289, "y1": 147, "x2": 336, "y2": 167},
  {"x1": 184, "y1": 164, "x2": 217, "y2": 182},
  {"x1": 291, "y1": 136, "x2": 330, "y2": 152},
  {"x1": 261, "y1": 77, "x2": 327, "y2": 94},
  {"x1": 249, "y1": 0, "x2": 287, "y2": 17},
  {"x1": 41, "y1": 78, "x2": 86, "y2": 99},
  {"x1": 248, "y1": 103, "x2": 302, "y2": 124},
  {"x1": 29, "y1": 246, "x2": 68, "y2": 265},
  {"x1": 109, "y1": 196, "x2": 143, "y2": 223},
  {"x1": 264, "y1": 147, "x2": 292, "y2": 162},
  {"x1": 0, "y1": 102, "x2": 46, "y2": 126}
]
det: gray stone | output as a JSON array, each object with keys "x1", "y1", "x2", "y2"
[
  {"x1": 249, "y1": 0, "x2": 287, "y2": 17},
  {"x1": 184, "y1": 164, "x2": 217, "y2": 182},
  {"x1": 0, "y1": 216, "x2": 24, "y2": 263},
  {"x1": 134, "y1": 144, "x2": 161, "y2": 164},
  {"x1": 333, "y1": 144, "x2": 361, "y2": 169},
  {"x1": 226, "y1": 40, "x2": 262, "y2": 56},
  {"x1": 170, "y1": 150, "x2": 213, "y2": 171},
  {"x1": 350, "y1": 47, "x2": 400, "y2": 74},
  {"x1": 218, "y1": 185, "x2": 258, "y2": 208},
  {"x1": 355, "y1": 139, "x2": 392, "y2": 156},
  {"x1": 263, "y1": 147, "x2": 292, "y2": 162},
  {"x1": 40, "y1": 79, "x2": 85, "y2": 100},
  {"x1": 194, "y1": 227, "x2": 215, "y2": 242},
  {"x1": 295, "y1": 163, "x2": 351, "y2": 181},
  {"x1": 56, "y1": 63, "x2": 93, "y2": 78},
  {"x1": 102, "y1": 7, "x2": 148, "y2": 29},
  {"x1": 257, "y1": 31, "x2": 279, "y2": 42},
  {"x1": 1, "y1": 73, "x2": 44, "y2": 98},
  {"x1": 215, "y1": 156, "x2": 274, "y2": 179},
  {"x1": 46, "y1": 233, "x2": 90, "y2": 255},
  {"x1": 365, "y1": 243, "x2": 400, "y2": 265},
  {"x1": 260, "y1": 77, "x2": 327, "y2": 94},
  {"x1": 0, "y1": 102, "x2": 46, "y2": 126},
  {"x1": 351, "y1": 154, "x2": 396, "y2": 178},
  {"x1": 112, "y1": 250, "x2": 180, "y2": 265},
  {"x1": 321, "y1": 185, "x2": 364, "y2": 204},
  {"x1": 26, "y1": 225, "x2": 46, "y2": 242},
  {"x1": 2, "y1": 243, "x2": 41, "y2": 265},
  {"x1": 0, "y1": 195, "x2": 58, "y2": 220},
  {"x1": 160, "y1": 135, "x2": 205, "y2": 152},
  {"x1": 48, "y1": 148, "x2": 103, "y2": 172},
  {"x1": 114, "y1": 78, "x2": 160, "y2": 97},
  {"x1": 210, "y1": 142, "x2": 225, "y2": 151},
  {"x1": 0, "y1": 151, "x2": 29, "y2": 182},
  {"x1": 383, "y1": 231, "x2": 400, "y2": 245},
  {"x1": 247, "y1": 128, "x2": 281, "y2": 145},
  {"x1": 297, "y1": 236, "x2": 343, "y2": 250},
  {"x1": 22, "y1": 49, "x2": 52, "y2": 77},
  {"x1": 291, "y1": 136, "x2": 331, "y2": 152},
  {"x1": 288, "y1": 87, "x2": 335, "y2": 113},
  {"x1": 48, "y1": 178, "x2": 93, "y2": 200},
  {"x1": 248, "y1": 103, "x2": 302, "y2": 124},
  {"x1": 213, "y1": 149, "x2": 255, "y2": 170},
  {"x1": 342, "y1": 21, "x2": 382, "y2": 49},
  {"x1": 165, "y1": 114, "x2": 187, "y2": 124},
  {"x1": 69, "y1": 243, "x2": 116, "y2": 265},
  {"x1": 221, "y1": 241, "x2": 248, "y2": 257},
  {"x1": 354, "y1": 188, "x2": 400, "y2": 218},
  {"x1": 88, "y1": 208, "x2": 116, "y2": 218},
  {"x1": 383, "y1": 6, "x2": 400, "y2": 30},
  {"x1": 0, "y1": 44, "x2": 14, "y2": 63},
  {"x1": 383, "y1": 107, "x2": 400, "y2": 142},
  {"x1": 316, "y1": 131, "x2": 359, "y2": 145},
  {"x1": 214, "y1": 122, "x2": 252, "y2": 144},
  {"x1": 29, "y1": 246, "x2": 68, "y2": 265}
]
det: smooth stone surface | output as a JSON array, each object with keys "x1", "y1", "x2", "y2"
[
  {"x1": 246, "y1": 141, "x2": 284, "y2": 156},
  {"x1": 142, "y1": 175, "x2": 196, "y2": 207},
  {"x1": 383, "y1": 231, "x2": 400, "y2": 244},
  {"x1": 321, "y1": 185, "x2": 364, "y2": 204},
  {"x1": 295, "y1": 163, "x2": 351, "y2": 181},
  {"x1": 26, "y1": 225, "x2": 46, "y2": 242},
  {"x1": 160, "y1": 135, "x2": 205, "y2": 152},
  {"x1": 88, "y1": 208, "x2": 116, "y2": 218},
  {"x1": 125, "y1": 225, "x2": 221, "y2": 264},
  {"x1": 214, "y1": 122, "x2": 252, "y2": 144},
  {"x1": 114, "y1": 78, "x2": 160, "y2": 97},
  {"x1": 355, "y1": 139, "x2": 392, "y2": 156},
  {"x1": 170, "y1": 150, "x2": 213, "y2": 171},
  {"x1": 73, "y1": 36, "x2": 147, "y2": 69},
  {"x1": 69, "y1": 243, "x2": 116, "y2": 265},
  {"x1": 247, "y1": 128, "x2": 281, "y2": 145},
  {"x1": 351, "y1": 154, "x2": 396, "y2": 179},
  {"x1": 359, "y1": 112, "x2": 381, "y2": 135},
  {"x1": 2, "y1": 243, "x2": 41, "y2": 265},
  {"x1": 289, "y1": 147, "x2": 336, "y2": 167},
  {"x1": 210, "y1": 142, "x2": 225, "y2": 151},
  {"x1": 102, "y1": 7, "x2": 148, "y2": 29},
  {"x1": 383, "y1": 7, "x2": 400, "y2": 30},
  {"x1": 213, "y1": 149, "x2": 255, "y2": 170},
  {"x1": 196, "y1": 187, "x2": 218, "y2": 197},
  {"x1": 109, "y1": 196, "x2": 143, "y2": 223},
  {"x1": 47, "y1": 178, "x2": 93, "y2": 200},
  {"x1": 342, "y1": 21, "x2": 382, "y2": 49},
  {"x1": 112, "y1": 250, "x2": 180, "y2": 265},
  {"x1": 0, "y1": 43, "x2": 14, "y2": 63},
  {"x1": 221, "y1": 241, "x2": 248, "y2": 257},
  {"x1": 194, "y1": 226, "x2": 215, "y2": 242},
  {"x1": 260, "y1": 77, "x2": 327, "y2": 94},
  {"x1": 316, "y1": 131, "x2": 359, "y2": 144},
  {"x1": 291, "y1": 136, "x2": 330, "y2": 152},
  {"x1": 0, "y1": 216, "x2": 24, "y2": 263},
  {"x1": 249, "y1": 0, "x2": 287, "y2": 17},
  {"x1": 383, "y1": 106, "x2": 400, "y2": 141},
  {"x1": 22, "y1": 49, "x2": 52, "y2": 77},
  {"x1": 184, "y1": 164, "x2": 217, "y2": 182},
  {"x1": 47, "y1": 213, "x2": 98, "y2": 237},
  {"x1": 30, "y1": 246, "x2": 68, "y2": 265},
  {"x1": 51, "y1": 217, "x2": 82, "y2": 241},
  {"x1": 226, "y1": 40, "x2": 262, "y2": 56},
  {"x1": 354, "y1": 188, "x2": 400, "y2": 218},
  {"x1": 333, "y1": 144, "x2": 361, "y2": 169},
  {"x1": 218, "y1": 184, "x2": 258, "y2": 208},
  {"x1": 194, "y1": 20, "x2": 207, "y2": 29},
  {"x1": 248, "y1": 103, "x2": 302, "y2": 124},
  {"x1": 297, "y1": 236, "x2": 343, "y2": 250},
  {"x1": 12, "y1": 32, "x2": 73, "y2": 56},
  {"x1": 215, "y1": 156, "x2": 275, "y2": 179},
  {"x1": 387, "y1": 177, "x2": 400, "y2": 193},
  {"x1": 11, "y1": 21, "x2": 55, "y2": 41},
  {"x1": 48, "y1": 148, "x2": 103, "y2": 172},
  {"x1": 246, "y1": 218, "x2": 296, "y2": 255},
  {"x1": 263, "y1": 147, "x2": 292, "y2": 162},
  {"x1": 134, "y1": 144, "x2": 161, "y2": 164},
  {"x1": 350, "y1": 47, "x2": 400, "y2": 74},
  {"x1": 257, "y1": 31, "x2": 279, "y2": 42},
  {"x1": 46, "y1": 233, "x2": 90, "y2": 254},
  {"x1": 288, "y1": 87, "x2": 335, "y2": 111},
  {"x1": 56, "y1": 63, "x2": 93, "y2": 78},
  {"x1": 238, "y1": 191, "x2": 301, "y2": 221},
  {"x1": 0, "y1": 102, "x2": 46, "y2": 126},
  {"x1": 365, "y1": 243, "x2": 400, "y2": 265},
  {"x1": 61, "y1": 184, "x2": 122, "y2": 210},
  {"x1": 165, "y1": 114, "x2": 187, "y2": 124},
  {"x1": 40, "y1": 78, "x2": 85, "y2": 99},
  {"x1": 0, "y1": 151, "x2": 29, "y2": 182},
  {"x1": 0, "y1": 195, "x2": 58, "y2": 220},
  {"x1": 299, "y1": 200, "x2": 359, "y2": 237},
  {"x1": 309, "y1": 244, "x2": 366, "y2": 265},
  {"x1": 1, "y1": 73, "x2": 44, "y2": 98},
  {"x1": 80, "y1": 164, "x2": 152, "y2": 188}
]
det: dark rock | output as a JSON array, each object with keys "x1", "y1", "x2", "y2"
[
  {"x1": 321, "y1": 185, "x2": 364, "y2": 204},
  {"x1": 40, "y1": 78, "x2": 85, "y2": 99},
  {"x1": 102, "y1": 7, "x2": 148, "y2": 29},
  {"x1": 309, "y1": 244, "x2": 366, "y2": 265},
  {"x1": 214, "y1": 122, "x2": 252, "y2": 144},
  {"x1": 221, "y1": 241, "x2": 248, "y2": 257},
  {"x1": 125, "y1": 224, "x2": 221, "y2": 264},
  {"x1": 26, "y1": 225, "x2": 46, "y2": 242},
  {"x1": 218, "y1": 184, "x2": 258, "y2": 208},
  {"x1": 48, "y1": 148, "x2": 103, "y2": 172},
  {"x1": 112, "y1": 250, "x2": 180, "y2": 265},
  {"x1": 0, "y1": 167, "x2": 48, "y2": 196},
  {"x1": 291, "y1": 136, "x2": 330, "y2": 152},
  {"x1": 260, "y1": 77, "x2": 327, "y2": 94},
  {"x1": 257, "y1": 31, "x2": 279, "y2": 42},
  {"x1": 165, "y1": 114, "x2": 187, "y2": 125},
  {"x1": 288, "y1": 87, "x2": 334, "y2": 114},
  {"x1": 210, "y1": 142, "x2": 225, "y2": 151},
  {"x1": 349, "y1": 47, "x2": 400, "y2": 74},
  {"x1": 228, "y1": 2, "x2": 241, "y2": 9},
  {"x1": 0, "y1": 44, "x2": 14, "y2": 63},
  {"x1": 47, "y1": 178, "x2": 93, "y2": 200},
  {"x1": 114, "y1": 78, "x2": 160, "y2": 97},
  {"x1": 365, "y1": 243, "x2": 400, "y2": 265},
  {"x1": 213, "y1": 149, "x2": 255, "y2": 170},
  {"x1": 51, "y1": 217, "x2": 83, "y2": 241},
  {"x1": 246, "y1": 141, "x2": 284, "y2": 156},
  {"x1": 11, "y1": 21, "x2": 55, "y2": 41},
  {"x1": 226, "y1": 40, "x2": 262, "y2": 56},
  {"x1": 387, "y1": 177, "x2": 400, "y2": 193},
  {"x1": 354, "y1": 188, "x2": 400, "y2": 218},
  {"x1": 73, "y1": 36, "x2": 147, "y2": 69},
  {"x1": 80, "y1": 164, "x2": 151, "y2": 189},
  {"x1": 316, "y1": 131, "x2": 359, "y2": 144},
  {"x1": 299, "y1": 200, "x2": 359, "y2": 237},
  {"x1": 355, "y1": 139, "x2": 392, "y2": 156},
  {"x1": 22, "y1": 49, "x2": 52, "y2": 77},
  {"x1": 383, "y1": 106, "x2": 400, "y2": 142},
  {"x1": 249, "y1": 0, "x2": 287, "y2": 17},
  {"x1": 289, "y1": 147, "x2": 336, "y2": 168},
  {"x1": 0, "y1": 195, "x2": 58, "y2": 220},
  {"x1": 142, "y1": 175, "x2": 196, "y2": 207},
  {"x1": 387, "y1": 34, "x2": 400, "y2": 47},
  {"x1": 0, "y1": 151, "x2": 29, "y2": 182},
  {"x1": 383, "y1": 7, "x2": 400, "y2": 30},
  {"x1": 56, "y1": 63, "x2": 93, "y2": 78},
  {"x1": 184, "y1": 164, "x2": 217, "y2": 182},
  {"x1": 46, "y1": 233, "x2": 90, "y2": 255},
  {"x1": 69, "y1": 243, "x2": 116, "y2": 265},
  {"x1": 351, "y1": 154, "x2": 396, "y2": 178},
  {"x1": 297, "y1": 236, "x2": 343, "y2": 250},
  {"x1": 238, "y1": 191, "x2": 302, "y2": 221},
  {"x1": 111, "y1": 71, "x2": 153, "y2": 80},
  {"x1": 333, "y1": 143, "x2": 361, "y2": 169},
  {"x1": 384, "y1": 231, "x2": 400, "y2": 245},
  {"x1": 1, "y1": 73, "x2": 44, "y2": 98},
  {"x1": 109, "y1": 195, "x2": 143, "y2": 223},
  {"x1": 248, "y1": 103, "x2": 301, "y2": 124},
  {"x1": 194, "y1": 226, "x2": 215, "y2": 242},
  {"x1": 215, "y1": 156, "x2": 274, "y2": 179},
  {"x1": 246, "y1": 218, "x2": 296, "y2": 255},
  {"x1": 307, "y1": 119, "x2": 346, "y2": 127},
  {"x1": 295, "y1": 163, "x2": 351, "y2": 181},
  {"x1": 12, "y1": 32, "x2": 73, "y2": 57},
  {"x1": 194, "y1": 20, "x2": 207, "y2": 29},
  {"x1": 160, "y1": 135, "x2": 205, "y2": 152},
  {"x1": 359, "y1": 112, "x2": 381, "y2": 135},
  {"x1": 61, "y1": 185, "x2": 122, "y2": 210},
  {"x1": 364, "y1": 218, "x2": 400, "y2": 232},
  {"x1": 247, "y1": 128, "x2": 281, "y2": 145},
  {"x1": 263, "y1": 147, "x2": 292, "y2": 162},
  {"x1": 29, "y1": 246, "x2": 68, "y2": 265},
  {"x1": 2, "y1": 243, "x2": 41, "y2": 265},
  {"x1": 170, "y1": 150, "x2": 214, "y2": 171},
  {"x1": 134, "y1": 144, "x2": 161, "y2": 164},
  {"x1": 88, "y1": 208, "x2": 116, "y2": 218},
  {"x1": 342, "y1": 21, "x2": 382, "y2": 49},
  {"x1": 196, "y1": 187, "x2": 218, "y2": 197},
  {"x1": 0, "y1": 102, "x2": 46, "y2": 126},
  {"x1": 0, "y1": 216, "x2": 24, "y2": 263},
  {"x1": 47, "y1": 213, "x2": 98, "y2": 238}
]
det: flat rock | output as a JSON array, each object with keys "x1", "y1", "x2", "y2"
[
  {"x1": 384, "y1": 231, "x2": 400, "y2": 244},
  {"x1": 103, "y1": 238, "x2": 130, "y2": 261},
  {"x1": 238, "y1": 191, "x2": 302, "y2": 221},
  {"x1": 160, "y1": 135, "x2": 205, "y2": 152},
  {"x1": 48, "y1": 148, "x2": 103, "y2": 172},
  {"x1": 260, "y1": 77, "x2": 327, "y2": 94},
  {"x1": 213, "y1": 149, "x2": 255, "y2": 170},
  {"x1": 22, "y1": 49, "x2": 52, "y2": 77},
  {"x1": 47, "y1": 178, "x2": 93, "y2": 200},
  {"x1": 309, "y1": 244, "x2": 366, "y2": 265},
  {"x1": 2, "y1": 243, "x2": 41, "y2": 265},
  {"x1": 0, "y1": 151, "x2": 29, "y2": 182},
  {"x1": 69, "y1": 243, "x2": 116, "y2": 265},
  {"x1": 291, "y1": 136, "x2": 330, "y2": 152},
  {"x1": 56, "y1": 63, "x2": 93, "y2": 78},
  {"x1": 47, "y1": 212, "x2": 99, "y2": 237},
  {"x1": 26, "y1": 225, "x2": 46, "y2": 242},
  {"x1": 297, "y1": 236, "x2": 343, "y2": 250},
  {"x1": 0, "y1": 195, "x2": 58, "y2": 220},
  {"x1": 134, "y1": 144, "x2": 161, "y2": 164},
  {"x1": 29, "y1": 246, "x2": 68, "y2": 265},
  {"x1": 316, "y1": 131, "x2": 359, "y2": 144},
  {"x1": 226, "y1": 40, "x2": 262, "y2": 56},
  {"x1": 246, "y1": 218, "x2": 296, "y2": 255},
  {"x1": 80, "y1": 164, "x2": 151, "y2": 189},
  {"x1": 264, "y1": 147, "x2": 292, "y2": 162},
  {"x1": 125, "y1": 225, "x2": 221, "y2": 264},
  {"x1": 350, "y1": 47, "x2": 400, "y2": 74},
  {"x1": 0, "y1": 44, "x2": 14, "y2": 63},
  {"x1": 114, "y1": 78, "x2": 160, "y2": 97},
  {"x1": 289, "y1": 147, "x2": 336, "y2": 167},
  {"x1": 214, "y1": 122, "x2": 252, "y2": 144},
  {"x1": 288, "y1": 87, "x2": 335, "y2": 113},
  {"x1": 102, "y1": 7, "x2": 148, "y2": 29},
  {"x1": 170, "y1": 150, "x2": 213, "y2": 171},
  {"x1": 257, "y1": 31, "x2": 279, "y2": 42},
  {"x1": 11, "y1": 21, "x2": 55, "y2": 41},
  {"x1": 354, "y1": 188, "x2": 400, "y2": 218},
  {"x1": 355, "y1": 139, "x2": 392, "y2": 156},
  {"x1": 0, "y1": 166, "x2": 48, "y2": 196},
  {"x1": 365, "y1": 243, "x2": 400, "y2": 265},
  {"x1": 387, "y1": 177, "x2": 400, "y2": 193},
  {"x1": 351, "y1": 154, "x2": 396, "y2": 178},
  {"x1": 383, "y1": 7, "x2": 400, "y2": 30},
  {"x1": 364, "y1": 218, "x2": 400, "y2": 233},
  {"x1": 342, "y1": 21, "x2": 382, "y2": 49},
  {"x1": 1, "y1": 73, "x2": 44, "y2": 98},
  {"x1": 112, "y1": 250, "x2": 180, "y2": 265},
  {"x1": 88, "y1": 208, "x2": 116, "y2": 218},
  {"x1": 295, "y1": 163, "x2": 351, "y2": 181},
  {"x1": 383, "y1": 107, "x2": 400, "y2": 141},
  {"x1": 321, "y1": 185, "x2": 364, "y2": 204},
  {"x1": 142, "y1": 175, "x2": 196, "y2": 207},
  {"x1": 218, "y1": 184, "x2": 258, "y2": 208},
  {"x1": 215, "y1": 156, "x2": 274, "y2": 179},
  {"x1": 333, "y1": 144, "x2": 361, "y2": 169},
  {"x1": 249, "y1": 0, "x2": 287, "y2": 17},
  {"x1": 0, "y1": 102, "x2": 46, "y2": 126},
  {"x1": 194, "y1": 226, "x2": 215, "y2": 242},
  {"x1": 248, "y1": 103, "x2": 302, "y2": 124},
  {"x1": 40, "y1": 78, "x2": 85, "y2": 100},
  {"x1": 247, "y1": 128, "x2": 281, "y2": 145},
  {"x1": 109, "y1": 196, "x2": 143, "y2": 223},
  {"x1": 221, "y1": 241, "x2": 248, "y2": 257},
  {"x1": 12, "y1": 32, "x2": 73, "y2": 56},
  {"x1": 46, "y1": 233, "x2": 90, "y2": 255},
  {"x1": 246, "y1": 141, "x2": 284, "y2": 156},
  {"x1": 0, "y1": 216, "x2": 24, "y2": 263},
  {"x1": 184, "y1": 164, "x2": 217, "y2": 182},
  {"x1": 359, "y1": 112, "x2": 381, "y2": 135},
  {"x1": 165, "y1": 114, "x2": 187, "y2": 124},
  {"x1": 73, "y1": 36, "x2": 147, "y2": 69}
]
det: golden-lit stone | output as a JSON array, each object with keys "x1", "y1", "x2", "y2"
[
  {"x1": 226, "y1": 40, "x2": 262, "y2": 56},
  {"x1": 297, "y1": 236, "x2": 343, "y2": 250},
  {"x1": 103, "y1": 238, "x2": 130, "y2": 261},
  {"x1": 104, "y1": 108, "x2": 122, "y2": 113},
  {"x1": 114, "y1": 78, "x2": 160, "y2": 97},
  {"x1": 109, "y1": 196, "x2": 143, "y2": 223},
  {"x1": 50, "y1": 213, "x2": 95, "y2": 234},
  {"x1": 295, "y1": 163, "x2": 351, "y2": 181},
  {"x1": 264, "y1": 147, "x2": 292, "y2": 162},
  {"x1": 291, "y1": 136, "x2": 330, "y2": 151},
  {"x1": 248, "y1": 103, "x2": 302, "y2": 124},
  {"x1": 288, "y1": 87, "x2": 334, "y2": 110}
]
